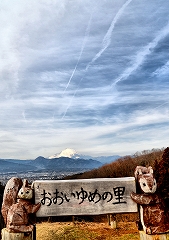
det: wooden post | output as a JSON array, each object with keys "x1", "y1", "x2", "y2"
[
  {"x1": 110, "y1": 214, "x2": 117, "y2": 229},
  {"x1": 107, "y1": 214, "x2": 117, "y2": 229},
  {"x1": 107, "y1": 214, "x2": 111, "y2": 226},
  {"x1": 1, "y1": 228, "x2": 33, "y2": 240},
  {"x1": 33, "y1": 225, "x2": 36, "y2": 240},
  {"x1": 72, "y1": 216, "x2": 75, "y2": 225},
  {"x1": 139, "y1": 231, "x2": 169, "y2": 240}
]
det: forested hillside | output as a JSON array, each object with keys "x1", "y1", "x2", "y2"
[
  {"x1": 64, "y1": 148, "x2": 164, "y2": 180},
  {"x1": 65, "y1": 147, "x2": 169, "y2": 208}
]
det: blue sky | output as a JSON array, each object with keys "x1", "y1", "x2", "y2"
[{"x1": 0, "y1": 0, "x2": 169, "y2": 159}]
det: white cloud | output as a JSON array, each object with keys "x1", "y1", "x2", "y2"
[
  {"x1": 112, "y1": 21, "x2": 169, "y2": 86},
  {"x1": 0, "y1": 0, "x2": 169, "y2": 158},
  {"x1": 152, "y1": 60, "x2": 169, "y2": 76}
]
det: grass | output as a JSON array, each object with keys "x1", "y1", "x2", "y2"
[
  {"x1": 36, "y1": 221, "x2": 140, "y2": 240},
  {"x1": 50, "y1": 226, "x2": 98, "y2": 240},
  {"x1": 117, "y1": 234, "x2": 139, "y2": 240}
]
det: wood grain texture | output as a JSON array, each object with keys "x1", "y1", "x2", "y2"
[
  {"x1": 33, "y1": 177, "x2": 137, "y2": 217},
  {"x1": 1, "y1": 228, "x2": 32, "y2": 240},
  {"x1": 139, "y1": 231, "x2": 169, "y2": 240}
]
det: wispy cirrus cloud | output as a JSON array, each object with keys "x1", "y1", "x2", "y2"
[
  {"x1": 152, "y1": 60, "x2": 169, "y2": 77},
  {"x1": 112, "y1": 21, "x2": 169, "y2": 86},
  {"x1": 0, "y1": 0, "x2": 169, "y2": 158}
]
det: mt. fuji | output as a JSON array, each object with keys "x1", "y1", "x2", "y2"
[
  {"x1": 48, "y1": 148, "x2": 91, "y2": 160},
  {"x1": 49, "y1": 148, "x2": 78, "y2": 159},
  {"x1": 48, "y1": 148, "x2": 120, "y2": 163}
]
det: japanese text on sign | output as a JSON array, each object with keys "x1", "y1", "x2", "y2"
[
  {"x1": 33, "y1": 178, "x2": 137, "y2": 217},
  {"x1": 40, "y1": 187, "x2": 127, "y2": 206}
]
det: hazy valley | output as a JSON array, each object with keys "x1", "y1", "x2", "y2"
[{"x1": 0, "y1": 148, "x2": 120, "y2": 184}]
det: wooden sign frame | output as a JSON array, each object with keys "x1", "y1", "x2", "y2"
[{"x1": 33, "y1": 177, "x2": 137, "y2": 217}]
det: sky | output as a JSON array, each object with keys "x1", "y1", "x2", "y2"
[{"x1": 0, "y1": 0, "x2": 169, "y2": 159}]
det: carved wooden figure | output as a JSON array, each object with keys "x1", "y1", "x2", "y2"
[
  {"x1": 1, "y1": 177, "x2": 41, "y2": 233},
  {"x1": 131, "y1": 166, "x2": 169, "y2": 235}
]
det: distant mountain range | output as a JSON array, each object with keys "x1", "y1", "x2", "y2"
[
  {"x1": 0, "y1": 149, "x2": 120, "y2": 174},
  {"x1": 49, "y1": 148, "x2": 120, "y2": 164},
  {"x1": 0, "y1": 157, "x2": 101, "y2": 174}
]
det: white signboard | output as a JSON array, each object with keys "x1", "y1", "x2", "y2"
[{"x1": 33, "y1": 177, "x2": 137, "y2": 217}]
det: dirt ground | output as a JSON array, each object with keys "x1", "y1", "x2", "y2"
[{"x1": 36, "y1": 221, "x2": 140, "y2": 240}]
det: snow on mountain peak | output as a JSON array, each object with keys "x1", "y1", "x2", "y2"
[
  {"x1": 49, "y1": 148, "x2": 80, "y2": 159},
  {"x1": 48, "y1": 148, "x2": 121, "y2": 163}
]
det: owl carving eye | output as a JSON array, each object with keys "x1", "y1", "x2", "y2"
[{"x1": 143, "y1": 183, "x2": 146, "y2": 187}]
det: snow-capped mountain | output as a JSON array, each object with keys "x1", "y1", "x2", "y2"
[
  {"x1": 48, "y1": 148, "x2": 120, "y2": 163},
  {"x1": 49, "y1": 148, "x2": 80, "y2": 159}
]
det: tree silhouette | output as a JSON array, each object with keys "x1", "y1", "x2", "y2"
[{"x1": 157, "y1": 147, "x2": 169, "y2": 208}]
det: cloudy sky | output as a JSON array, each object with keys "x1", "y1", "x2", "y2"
[{"x1": 0, "y1": 0, "x2": 169, "y2": 159}]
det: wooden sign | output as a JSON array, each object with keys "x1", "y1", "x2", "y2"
[{"x1": 33, "y1": 177, "x2": 137, "y2": 217}]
